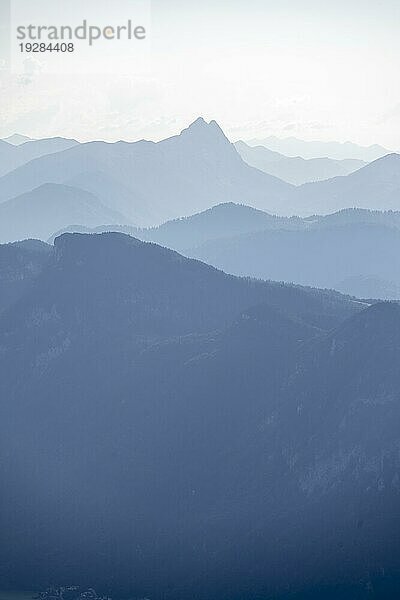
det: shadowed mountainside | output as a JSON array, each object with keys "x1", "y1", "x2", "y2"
[{"x1": 1, "y1": 233, "x2": 400, "y2": 598}]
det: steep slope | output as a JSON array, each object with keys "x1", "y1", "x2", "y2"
[
  {"x1": 3, "y1": 232, "x2": 357, "y2": 333},
  {"x1": 0, "y1": 119, "x2": 294, "y2": 225},
  {"x1": 0, "y1": 183, "x2": 127, "y2": 243},
  {"x1": 235, "y1": 140, "x2": 365, "y2": 185},
  {"x1": 234, "y1": 301, "x2": 400, "y2": 599},
  {"x1": 1, "y1": 233, "x2": 400, "y2": 599},
  {"x1": 294, "y1": 153, "x2": 400, "y2": 214},
  {"x1": 163, "y1": 301, "x2": 400, "y2": 599}
]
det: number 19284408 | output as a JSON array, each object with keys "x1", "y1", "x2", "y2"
[{"x1": 19, "y1": 42, "x2": 74, "y2": 52}]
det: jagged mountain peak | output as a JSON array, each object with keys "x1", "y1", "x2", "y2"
[{"x1": 179, "y1": 116, "x2": 230, "y2": 143}]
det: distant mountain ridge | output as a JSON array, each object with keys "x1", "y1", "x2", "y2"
[
  {"x1": 235, "y1": 140, "x2": 366, "y2": 185},
  {"x1": 293, "y1": 153, "x2": 400, "y2": 214},
  {"x1": 0, "y1": 121, "x2": 400, "y2": 238},
  {"x1": 50, "y1": 203, "x2": 400, "y2": 300},
  {"x1": 246, "y1": 134, "x2": 392, "y2": 161},
  {"x1": 48, "y1": 203, "x2": 304, "y2": 250},
  {"x1": 0, "y1": 183, "x2": 128, "y2": 244},
  {"x1": 0, "y1": 136, "x2": 79, "y2": 178},
  {"x1": 0, "y1": 118, "x2": 294, "y2": 226},
  {"x1": 2, "y1": 133, "x2": 34, "y2": 145},
  {"x1": 188, "y1": 221, "x2": 400, "y2": 300}
]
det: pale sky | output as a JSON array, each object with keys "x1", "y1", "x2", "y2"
[{"x1": 0, "y1": 0, "x2": 399, "y2": 148}]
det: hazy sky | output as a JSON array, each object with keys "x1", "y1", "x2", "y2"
[{"x1": 0, "y1": 0, "x2": 399, "y2": 148}]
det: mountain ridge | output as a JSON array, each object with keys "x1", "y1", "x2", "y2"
[
  {"x1": 0, "y1": 183, "x2": 128, "y2": 243},
  {"x1": 0, "y1": 136, "x2": 79, "y2": 177},
  {"x1": 245, "y1": 134, "x2": 392, "y2": 161},
  {"x1": 235, "y1": 140, "x2": 366, "y2": 185},
  {"x1": 1, "y1": 232, "x2": 399, "y2": 598},
  {"x1": 0, "y1": 119, "x2": 294, "y2": 225},
  {"x1": 47, "y1": 203, "x2": 400, "y2": 300}
]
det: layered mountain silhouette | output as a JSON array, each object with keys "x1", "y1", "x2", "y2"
[
  {"x1": 51, "y1": 204, "x2": 400, "y2": 299},
  {"x1": 189, "y1": 221, "x2": 400, "y2": 300},
  {"x1": 1, "y1": 232, "x2": 400, "y2": 599},
  {"x1": 235, "y1": 140, "x2": 365, "y2": 185},
  {"x1": 293, "y1": 153, "x2": 400, "y2": 214},
  {"x1": 0, "y1": 136, "x2": 78, "y2": 177},
  {"x1": 0, "y1": 122, "x2": 400, "y2": 234},
  {"x1": 49, "y1": 203, "x2": 304, "y2": 249},
  {"x1": 246, "y1": 135, "x2": 391, "y2": 161},
  {"x1": 2, "y1": 133, "x2": 34, "y2": 145},
  {"x1": 0, "y1": 119, "x2": 293, "y2": 226},
  {"x1": 0, "y1": 183, "x2": 127, "y2": 243}
]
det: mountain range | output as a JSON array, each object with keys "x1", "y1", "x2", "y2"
[
  {"x1": 49, "y1": 202, "x2": 304, "y2": 246},
  {"x1": 0, "y1": 120, "x2": 400, "y2": 239},
  {"x1": 293, "y1": 153, "x2": 400, "y2": 215},
  {"x1": 0, "y1": 136, "x2": 78, "y2": 177},
  {"x1": 2, "y1": 133, "x2": 34, "y2": 145},
  {"x1": 0, "y1": 119, "x2": 293, "y2": 228},
  {"x1": 189, "y1": 220, "x2": 400, "y2": 300},
  {"x1": 50, "y1": 203, "x2": 400, "y2": 300},
  {"x1": 1, "y1": 232, "x2": 400, "y2": 599},
  {"x1": 245, "y1": 135, "x2": 392, "y2": 161},
  {"x1": 0, "y1": 183, "x2": 128, "y2": 243},
  {"x1": 235, "y1": 140, "x2": 366, "y2": 185}
]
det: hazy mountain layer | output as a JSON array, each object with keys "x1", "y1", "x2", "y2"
[
  {"x1": 1, "y1": 122, "x2": 400, "y2": 228},
  {"x1": 235, "y1": 140, "x2": 365, "y2": 184},
  {"x1": 0, "y1": 136, "x2": 78, "y2": 177},
  {"x1": 293, "y1": 153, "x2": 400, "y2": 215},
  {"x1": 0, "y1": 119, "x2": 293, "y2": 226},
  {"x1": 245, "y1": 135, "x2": 391, "y2": 161},
  {"x1": 2, "y1": 133, "x2": 34, "y2": 145},
  {"x1": 50, "y1": 204, "x2": 400, "y2": 300},
  {"x1": 188, "y1": 222, "x2": 400, "y2": 300},
  {"x1": 0, "y1": 183, "x2": 128, "y2": 243},
  {"x1": 48, "y1": 203, "x2": 305, "y2": 247}
]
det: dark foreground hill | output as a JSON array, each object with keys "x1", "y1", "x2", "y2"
[
  {"x1": 0, "y1": 233, "x2": 400, "y2": 599},
  {"x1": 0, "y1": 238, "x2": 52, "y2": 314}
]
